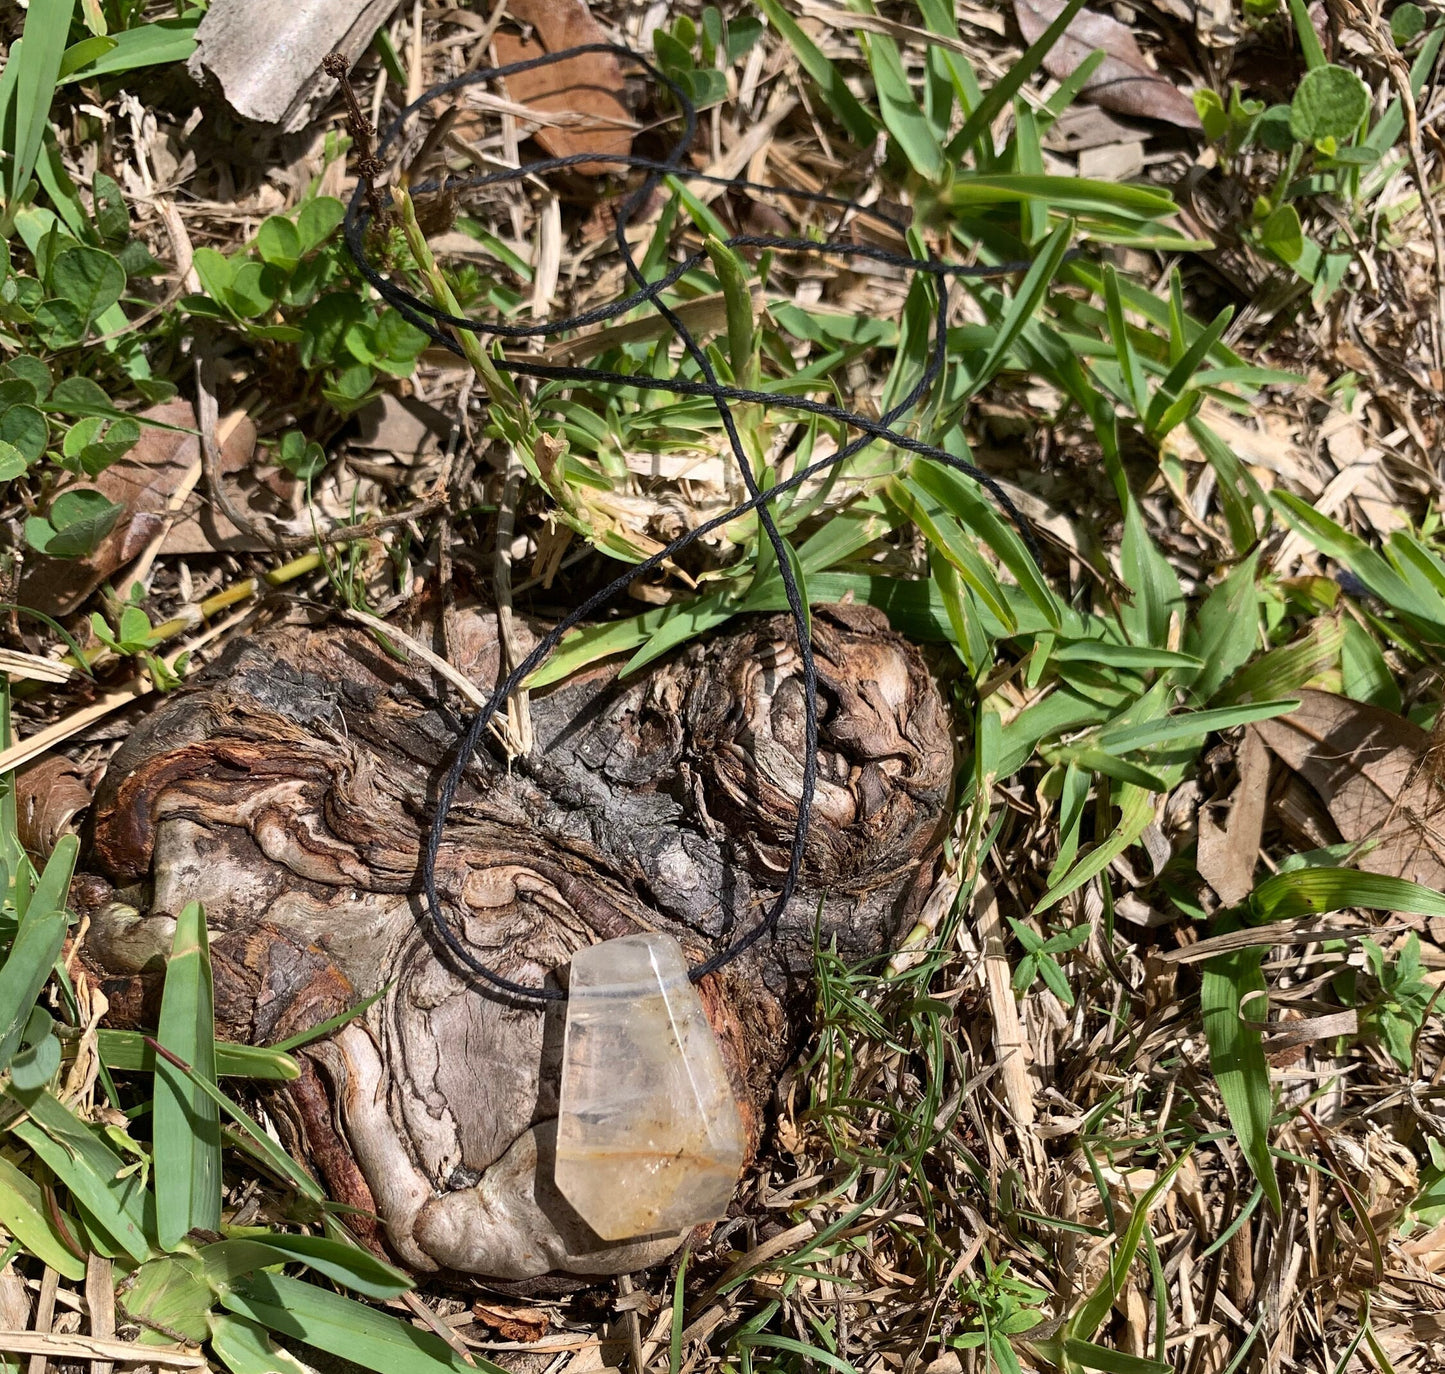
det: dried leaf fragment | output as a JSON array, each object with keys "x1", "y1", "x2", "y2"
[
  {"x1": 471, "y1": 1303, "x2": 551, "y2": 1342},
  {"x1": 491, "y1": 0, "x2": 635, "y2": 174},
  {"x1": 16, "y1": 755, "x2": 96, "y2": 860},
  {"x1": 1254, "y1": 690, "x2": 1445, "y2": 891},
  {"x1": 1197, "y1": 727, "x2": 1270, "y2": 905},
  {"x1": 1013, "y1": 0, "x2": 1202, "y2": 129}
]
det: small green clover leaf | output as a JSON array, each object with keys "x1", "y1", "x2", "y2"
[
  {"x1": 1289, "y1": 64, "x2": 1370, "y2": 147},
  {"x1": 25, "y1": 488, "x2": 124, "y2": 557},
  {"x1": 277, "y1": 431, "x2": 326, "y2": 481},
  {"x1": 1391, "y1": 3, "x2": 1427, "y2": 46}
]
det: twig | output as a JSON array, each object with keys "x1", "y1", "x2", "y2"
[
  {"x1": 340, "y1": 608, "x2": 487, "y2": 709},
  {"x1": 401, "y1": 1291, "x2": 476, "y2": 1367},
  {"x1": 324, "y1": 52, "x2": 388, "y2": 223},
  {"x1": 84, "y1": 1256, "x2": 115, "y2": 1374},
  {"x1": 196, "y1": 352, "x2": 273, "y2": 548},
  {"x1": 24, "y1": 1268, "x2": 57, "y2": 1374},
  {"x1": 615, "y1": 1274, "x2": 645, "y2": 1374},
  {"x1": 493, "y1": 451, "x2": 533, "y2": 759},
  {"x1": 197, "y1": 354, "x2": 447, "y2": 551},
  {"x1": 973, "y1": 880, "x2": 1038, "y2": 1131},
  {"x1": 0, "y1": 1332, "x2": 205, "y2": 1368}
]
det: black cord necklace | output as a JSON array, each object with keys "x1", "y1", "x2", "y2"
[{"x1": 338, "y1": 44, "x2": 1042, "y2": 1006}]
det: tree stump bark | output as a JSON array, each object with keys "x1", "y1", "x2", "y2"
[{"x1": 79, "y1": 602, "x2": 955, "y2": 1280}]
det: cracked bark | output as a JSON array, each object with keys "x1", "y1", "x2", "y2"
[{"x1": 79, "y1": 602, "x2": 955, "y2": 1281}]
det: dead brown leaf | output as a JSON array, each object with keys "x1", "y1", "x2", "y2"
[
  {"x1": 1254, "y1": 689, "x2": 1445, "y2": 891},
  {"x1": 1012, "y1": 0, "x2": 1202, "y2": 129},
  {"x1": 18, "y1": 403, "x2": 262, "y2": 615},
  {"x1": 1197, "y1": 726, "x2": 1270, "y2": 905},
  {"x1": 492, "y1": 0, "x2": 635, "y2": 174},
  {"x1": 16, "y1": 755, "x2": 96, "y2": 859},
  {"x1": 471, "y1": 1302, "x2": 551, "y2": 1342}
]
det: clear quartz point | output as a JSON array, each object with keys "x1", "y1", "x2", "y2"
[{"x1": 555, "y1": 932, "x2": 746, "y2": 1242}]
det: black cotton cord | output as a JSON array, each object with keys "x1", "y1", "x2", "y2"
[{"x1": 338, "y1": 45, "x2": 1046, "y2": 1005}]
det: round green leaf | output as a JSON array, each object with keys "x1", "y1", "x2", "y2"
[
  {"x1": 46, "y1": 375, "x2": 112, "y2": 415},
  {"x1": 256, "y1": 216, "x2": 301, "y2": 271},
  {"x1": 1, "y1": 355, "x2": 52, "y2": 400},
  {"x1": 278, "y1": 431, "x2": 326, "y2": 481},
  {"x1": 300, "y1": 292, "x2": 366, "y2": 367},
  {"x1": 0, "y1": 404, "x2": 50, "y2": 464},
  {"x1": 37, "y1": 488, "x2": 124, "y2": 558},
  {"x1": 62, "y1": 414, "x2": 140, "y2": 476},
  {"x1": 191, "y1": 246, "x2": 235, "y2": 305},
  {"x1": 1289, "y1": 64, "x2": 1370, "y2": 145},
  {"x1": 49, "y1": 245, "x2": 126, "y2": 325},
  {"x1": 296, "y1": 197, "x2": 345, "y2": 254},
  {"x1": 1391, "y1": 3, "x2": 1426, "y2": 44},
  {"x1": 1259, "y1": 203, "x2": 1305, "y2": 261},
  {"x1": 0, "y1": 439, "x2": 28, "y2": 481},
  {"x1": 0, "y1": 378, "x2": 40, "y2": 411},
  {"x1": 32, "y1": 298, "x2": 89, "y2": 349},
  {"x1": 226, "y1": 260, "x2": 282, "y2": 318}
]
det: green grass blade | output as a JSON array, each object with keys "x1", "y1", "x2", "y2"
[
  {"x1": 56, "y1": 17, "x2": 199, "y2": 83},
  {"x1": 909, "y1": 460, "x2": 1062, "y2": 627},
  {"x1": 7, "y1": 0, "x2": 76, "y2": 213},
  {"x1": 219, "y1": 1271, "x2": 503, "y2": 1374},
  {"x1": 210, "y1": 1313, "x2": 317, "y2": 1374},
  {"x1": 1284, "y1": 0, "x2": 1327, "y2": 69},
  {"x1": 207, "y1": 1233, "x2": 411, "y2": 1300},
  {"x1": 620, "y1": 589, "x2": 740, "y2": 678},
  {"x1": 270, "y1": 987, "x2": 388, "y2": 1053},
  {"x1": 145, "y1": 1037, "x2": 325, "y2": 1202},
  {"x1": 669, "y1": 1250, "x2": 688, "y2": 1374},
  {"x1": 946, "y1": 0, "x2": 1088, "y2": 158},
  {"x1": 1096, "y1": 699, "x2": 1299, "y2": 753},
  {"x1": 154, "y1": 901, "x2": 222, "y2": 1247},
  {"x1": 854, "y1": 19, "x2": 941, "y2": 179},
  {"x1": 1273, "y1": 491, "x2": 1445, "y2": 635},
  {"x1": 735, "y1": 1333, "x2": 860, "y2": 1374},
  {"x1": 965, "y1": 220, "x2": 1073, "y2": 397},
  {"x1": 1103, "y1": 267, "x2": 1149, "y2": 418},
  {"x1": 1034, "y1": 782, "x2": 1158, "y2": 912},
  {"x1": 0, "y1": 1153, "x2": 87, "y2": 1279},
  {"x1": 1068, "y1": 1157, "x2": 1184, "y2": 1341},
  {"x1": 1061, "y1": 747, "x2": 1166, "y2": 792},
  {"x1": 936, "y1": 174, "x2": 1175, "y2": 222},
  {"x1": 0, "y1": 906, "x2": 69, "y2": 1070},
  {"x1": 5, "y1": 1088, "x2": 152, "y2": 1262},
  {"x1": 1248, "y1": 868, "x2": 1445, "y2": 922},
  {"x1": 23, "y1": 833, "x2": 79, "y2": 926},
  {"x1": 755, "y1": 0, "x2": 876, "y2": 144},
  {"x1": 1061, "y1": 1338, "x2": 1172, "y2": 1374},
  {"x1": 704, "y1": 235, "x2": 759, "y2": 388},
  {"x1": 0, "y1": 679, "x2": 21, "y2": 883},
  {"x1": 1184, "y1": 551, "x2": 1262, "y2": 702},
  {"x1": 93, "y1": 1029, "x2": 299, "y2": 1081},
  {"x1": 1144, "y1": 305, "x2": 1234, "y2": 435},
  {"x1": 1202, "y1": 945, "x2": 1281, "y2": 1214},
  {"x1": 889, "y1": 475, "x2": 1015, "y2": 632}
]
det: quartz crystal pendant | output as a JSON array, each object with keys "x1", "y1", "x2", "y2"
[{"x1": 555, "y1": 932, "x2": 746, "y2": 1241}]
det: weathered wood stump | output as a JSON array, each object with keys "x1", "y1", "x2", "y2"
[{"x1": 78, "y1": 603, "x2": 955, "y2": 1280}]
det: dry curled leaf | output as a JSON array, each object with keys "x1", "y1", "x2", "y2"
[
  {"x1": 1013, "y1": 0, "x2": 1202, "y2": 129},
  {"x1": 471, "y1": 1303, "x2": 551, "y2": 1342},
  {"x1": 491, "y1": 0, "x2": 635, "y2": 174},
  {"x1": 1197, "y1": 726, "x2": 1269, "y2": 905},
  {"x1": 1254, "y1": 689, "x2": 1445, "y2": 891},
  {"x1": 18, "y1": 403, "x2": 262, "y2": 616},
  {"x1": 16, "y1": 755, "x2": 96, "y2": 859}
]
